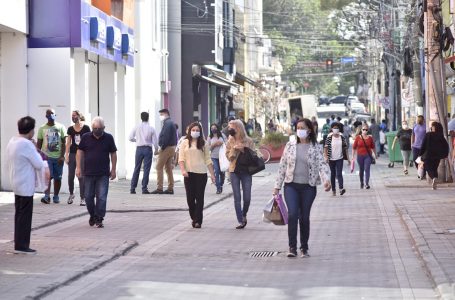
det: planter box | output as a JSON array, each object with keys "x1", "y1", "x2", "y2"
[{"x1": 264, "y1": 144, "x2": 286, "y2": 162}]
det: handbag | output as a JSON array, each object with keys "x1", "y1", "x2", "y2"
[
  {"x1": 234, "y1": 147, "x2": 265, "y2": 175},
  {"x1": 361, "y1": 136, "x2": 376, "y2": 164},
  {"x1": 218, "y1": 143, "x2": 229, "y2": 172},
  {"x1": 262, "y1": 194, "x2": 287, "y2": 225}
]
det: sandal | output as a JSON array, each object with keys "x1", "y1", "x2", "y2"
[{"x1": 404, "y1": 170, "x2": 408, "y2": 175}]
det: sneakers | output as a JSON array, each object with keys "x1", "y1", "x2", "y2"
[
  {"x1": 130, "y1": 190, "x2": 136, "y2": 194},
  {"x1": 332, "y1": 190, "x2": 336, "y2": 196},
  {"x1": 287, "y1": 248, "x2": 297, "y2": 258},
  {"x1": 89, "y1": 216, "x2": 96, "y2": 226},
  {"x1": 150, "y1": 189, "x2": 164, "y2": 194},
  {"x1": 365, "y1": 185, "x2": 371, "y2": 189},
  {"x1": 216, "y1": 189, "x2": 221, "y2": 194},
  {"x1": 235, "y1": 223, "x2": 246, "y2": 229},
  {"x1": 80, "y1": 199, "x2": 86, "y2": 206},
  {"x1": 163, "y1": 189, "x2": 174, "y2": 195},
  {"x1": 340, "y1": 189, "x2": 346, "y2": 196},
  {"x1": 432, "y1": 178, "x2": 437, "y2": 190},
  {"x1": 52, "y1": 196, "x2": 60, "y2": 204},
  {"x1": 14, "y1": 248, "x2": 37, "y2": 255},
  {"x1": 41, "y1": 195, "x2": 50, "y2": 204},
  {"x1": 67, "y1": 194, "x2": 75, "y2": 204},
  {"x1": 142, "y1": 190, "x2": 151, "y2": 194},
  {"x1": 300, "y1": 249, "x2": 310, "y2": 258},
  {"x1": 95, "y1": 222, "x2": 104, "y2": 228}
]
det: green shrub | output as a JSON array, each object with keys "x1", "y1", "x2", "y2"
[{"x1": 261, "y1": 132, "x2": 288, "y2": 149}]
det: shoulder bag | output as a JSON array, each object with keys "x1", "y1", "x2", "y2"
[
  {"x1": 361, "y1": 136, "x2": 376, "y2": 164},
  {"x1": 235, "y1": 147, "x2": 265, "y2": 175}
]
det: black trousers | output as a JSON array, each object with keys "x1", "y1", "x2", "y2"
[
  {"x1": 14, "y1": 195, "x2": 33, "y2": 250},
  {"x1": 184, "y1": 173, "x2": 208, "y2": 224},
  {"x1": 424, "y1": 159, "x2": 440, "y2": 179}
]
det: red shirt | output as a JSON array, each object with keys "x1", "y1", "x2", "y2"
[{"x1": 353, "y1": 135, "x2": 375, "y2": 156}]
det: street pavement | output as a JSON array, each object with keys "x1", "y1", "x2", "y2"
[{"x1": 0, "y1": 158, "x2": 454, "y2": 300}]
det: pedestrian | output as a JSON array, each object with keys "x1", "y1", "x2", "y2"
[
  {"x1": 226, "y1": 119, "x2": 255, "y2": 229},
  {"x1": 419, "y1": 121, "x2": 449, "y2": 190},
  {"x1": 379, "y1": 129, "x2": 386, "y2": 154},
  {"x1": 268, "y1": 119, "x2": 276, "y2": 133},
  {"x1": 380, "y1": 119, "x2": 388, "y2": 132},
  {"x1": 208, "y1": 123, "x2": 226, "y2": 194},
  {"x1": 178, "y1": 122, "x2": 216, "y2": 228},
  {"x1": 65, "y1": 110, "x2": 91, "y2": 206},
  {"x1": 321, "y1": 118, "x2": 330, "y2": 145},
  {"x1": 76, "y1": 117, "x2": 117, "y2": 228},
  {"x1": 324, "y1": 122, "x2": 350, "y2": 196},
  {"x1": 152, "y1": 108, "x2": 177, "y2": 194},
  {"x1": 412, "y1": 115, "x2": 426, "y2": 174},
  {"x1": 7, "y1": 116, "x2": 50, "y2": 254},
  {"x1": 369, "y1": 119, "x2": 381, "y2": 157},
  {"x1": 391, "y1": 120, "x2": 412, "y2": 175},
  {"x1": 273, "y1": 118, "x2": 331, "y2": 258},
  {"x1": 37, "y1": 108, "x2": 67, "y2": 204},
  {"x1": 129, "y1": 112, "x2": 158, "y2": 194},
  {"x1": 329, "y1": 114, "x2": 336, "y2": 125},
  {"x1": 311, "y1": 116, "x2": 318, "y2": 138},
  {"x1": 352, "y1": 123, "x2": 376, "y2": 189},
  {"x1": 343, "y1": 120, "x2": 352, "y2": 148}
]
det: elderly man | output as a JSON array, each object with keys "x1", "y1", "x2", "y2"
[
  {"x1": 7, "y1": 116, "x2": 49, "y2": 254},
  {"x1": 76, "y1": 117, "x2": 117, "y2": 228}
]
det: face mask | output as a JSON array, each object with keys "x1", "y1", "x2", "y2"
[
  {"x1": 159, "y1": 115, "x2": 166, "y2": 121},
  {"x1": 402, "y1": 124, "x2": 408, "y2": 129},
  {"x1": 332, "y1": 128, "x2": 340, "y2": 134},
  {"x1": 72, "y1": 117, "x2": 79, "y2": 123},
  {"x1": 47, "y1": 114, "x2": 56, "y2": 121},
  {"x1": 211, "y1": 129, "x2": 217, "y2": 134},
  {"x1": 93, "y1": 128, "x2": 104, "y2": 137},
  {"x1": 296, "y1": 129, "x2": 308, "y2": 139},
  {"x1": 191, "y1": 131, "x2": 200, "y2": 139},
  {"x1": 228, "y1": 128, "x2": 236, "y2": 136}
]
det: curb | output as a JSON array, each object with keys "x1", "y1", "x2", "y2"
[
  {"x1": 26, "y1": 240, "x2": 139, "y2": 300},
  {"x1": 396, "y1": 205, "x2": 455, "y2": 300}
]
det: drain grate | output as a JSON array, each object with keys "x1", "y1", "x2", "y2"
[{"x1": 249, "y1": 251, "x2": 278, "y2": 258}]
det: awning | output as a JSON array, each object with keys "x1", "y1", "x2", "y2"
[
  {"x1": 199, "y1": 75, "x2": 230, "y2": 88},
  {"x1": 235, "y1": 73, "x2": 262, "y2": 88},
  {"x1": 211, "y1": 74, "x2": 240, "y2": 88}
]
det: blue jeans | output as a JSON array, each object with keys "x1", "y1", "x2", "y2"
[
  {"x1": 211, "y1": 158, "x2": 224, "y2": 190},
  {"x1": 48, "y1": 157, "x2": 63, "y2": 180},
  {"x1": 131, "y1": 146, "x2": 153, "y2": 192},
  {"x1": 284, "y1": 183, "x2": 317, "y2": 250},
  {"x1": 357, "y1": 154, "x2": 372, "y2": 185},
  {"x1": 329, "y1": 159, "x2": 344, "y2": 191},
  {"x1": 230, "y1": 172, "x2": 252, "y2": 223},
  {"x1": 84, "y1": 176, "x2": 109, "y2": 221}
]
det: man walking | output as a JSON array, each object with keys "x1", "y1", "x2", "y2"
[
  {"x1": 7, "y1": 116, "x2": 49, "y2": 254},
  {"x1": 151, "y1": 108, "x2": 177, "y2": 194},
  {"x1": 37, "y1": 109, "x2": 66, "y2": 204},
  {"x1": 129, "y1": 112, "x2": 158, "y2": 194},
  {"x1": 76, "y1": 117, "x2": 117, "y2": 228}
]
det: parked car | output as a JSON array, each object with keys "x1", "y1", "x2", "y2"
[
  {"x1": 318, "y1": 96, "x2": 330, "y2": 106},
  {"x1": 350, "y1": 102, "x2": 366, "y2": 114},
  {"x1": 346, "y1": 96, "x2": 359, "y2": 109},
  {"x1": 329, "y1": 95, "x2": 347, "y2": 105}
]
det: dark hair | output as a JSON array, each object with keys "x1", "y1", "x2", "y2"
[
  {"x1": 159, "y1": 108, "x2": 170, "y2": 115},
  {"x1": 296, "y1": 118, "x2": 317, "y2": 145},
  {"x1": 431, "y1": 121, "x2": 444, "y2": 136},
  {"x1": 209, "y1": 123, "x2": 222, "y2": 139},
  {"x1": 331, "y1": 122, "x2": 344, "y2": 133},
  {"x1": 186, "y1": 122, "x2": 205, "y2": 150},
  {"x1": 18, "y1": 116, "x2": 36, "y2": 134},
  {"x1": 141, "y1": 112, "x2": 149, "y2": 122}
]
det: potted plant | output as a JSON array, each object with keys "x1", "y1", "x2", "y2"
[{"x1": 260, "y1": 132, "x2": 289, "y2": 161}]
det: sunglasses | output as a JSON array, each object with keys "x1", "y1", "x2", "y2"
[{"x1": 362, "y1": 129, "x2": 368, "y2": 131}]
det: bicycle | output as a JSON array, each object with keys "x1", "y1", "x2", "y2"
[{"x1": 258, "y1": 145, "x2": 271, "y2": 164}]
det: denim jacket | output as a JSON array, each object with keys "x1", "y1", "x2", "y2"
[{"x1": 274, "y1": 140, "x2": 330, "y2": 189}]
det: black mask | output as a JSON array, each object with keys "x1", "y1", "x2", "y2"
[
  {"x1": 211, "y1": 129, "x2": 217, "y2": 134},
  {"x1": 228, "y1": 128, "x2": 236, "y2": 136},
  {"x1": 93, "y1": 128, "x2": 104, "y2": 137}
]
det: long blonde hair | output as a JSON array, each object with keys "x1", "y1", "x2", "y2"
[{"x1": 229, "y1": 119, "x2": 252, "y2": 144}]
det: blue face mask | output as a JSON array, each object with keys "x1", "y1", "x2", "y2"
[{"x1": 47, "y1": 114, "x2": 56, "y2": 122}]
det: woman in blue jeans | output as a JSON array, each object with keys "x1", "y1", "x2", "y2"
[
  {"x1": 208, "y1": 123, "x2": 225, "y2": 194},
  {"x1": 226, "y1": 119, "x2": 255, "y2": 229},
  {"x1": 352, "y1": 123, "x2": 376, "y2": 189},
  {"x1": 274, "y1": 118, "x2": 331, "y2": 258}
]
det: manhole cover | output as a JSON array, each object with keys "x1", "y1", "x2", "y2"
[{"x1": 249, "y1": 251, "x2": 278, "y2": 258}]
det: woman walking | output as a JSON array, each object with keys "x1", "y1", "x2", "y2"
[
  {"x1": 352, "y1": 124, "x2": 376, "y2": 189},
  {"x1": 391, "y1": 121, "x2": 412, "y2": 175},
  {"x1": 419, "y1": 121, "x2": 449, "y2": 190},
  {"x1": 324, "y1": 122, "x2": 350, "y2": 196},
  {"x1": 65, "y1": 110, "x2": 90, "y2": 205},
  {"x1": 208, "y1": 123, "x2": 225, "y2": 194},
  {"x1": 226, "y1": 119, "x2": 255, "y2": 229},
  {"x1": 178, "y1": 122, "x2": 215, "y2": 228},
  {"x1": 274, "y1": 118, "x2": 331, "y2": 258}
]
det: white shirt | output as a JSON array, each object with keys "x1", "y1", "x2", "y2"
[
  {"x1": 6, "y1": 136, "x2": 46, "y2": 197},
  {"x1": 330, "y1": 135, "x2": 343, "y2": 160},
  {"x1": 129, "y1": 122, "x2": 158, "y2": 149}
]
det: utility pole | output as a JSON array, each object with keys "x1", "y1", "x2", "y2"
[{"x1": 424, "y1": 0, "x2": 450, "y2": 181}]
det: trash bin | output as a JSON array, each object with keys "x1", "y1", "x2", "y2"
[{"x1": 385, "y1": 131, "x2": 413, "y2": 168}]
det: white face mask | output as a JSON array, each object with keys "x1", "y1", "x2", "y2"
[
  {"x1": 332, "y1": 128, "x2": 340, "y2": 134},
  {"x1": 191, "y1": 131, "x2": 200, "y2": 139},
  {"x1": 296, "y1": 129, "x2": 308, "y2": 139},
  {"x1": 159, "y1": 115, "x2": 166, "y2": 121}
]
